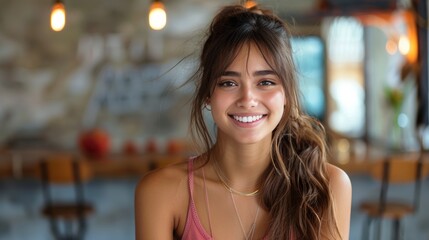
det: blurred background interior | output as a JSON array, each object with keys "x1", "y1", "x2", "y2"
[{"x1": 0, "y1": 0, "x2": 428, "y2": 239}]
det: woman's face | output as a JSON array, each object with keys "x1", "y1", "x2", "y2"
[{"x1": 209, "y1": 43, "x2": 286, "y2": 145}]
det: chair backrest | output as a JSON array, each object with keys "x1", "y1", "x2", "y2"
[
  {"x1": 33, "y1": 153, "x2": 93, "y2": 206},
  {"x1": 36, "y1": 154, "x2": 92, "y2": 184},
  {"x1": 33, "y1": 154, "x2": 94, "y2": 239},
  {"x1": 369, "y1": 157, "x2": 424, "y2": 183},
  {"x1": 368, "y1": 153, "x2": 429, "y2": 212}
]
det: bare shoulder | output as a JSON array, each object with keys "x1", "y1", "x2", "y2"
[
  {"x1": 135, "y1": 161, "x2": 189, "y2": 212},
  {"x1": 325, "y1": 163, "x2": 352, "y2": 240},
  {"x1": 136, "y1": 161, "x2": 188, "y2": 194},
  {"x1": 326, "y1": 163, "x2": 352, "y2": 192},
  {"x1": 134, "y1": 161, "x2": 189, "y2": 240}
]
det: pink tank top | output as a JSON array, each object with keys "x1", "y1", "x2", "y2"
[
  {"x1": 181, "y1": 158, "x2": 213, "y2": 240},
  {"x1": 181, "y1": 158, "x2": 277, "y2": 240}
]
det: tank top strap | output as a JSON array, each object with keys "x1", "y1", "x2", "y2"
[
  {"x1": 187, "y1": 157, "x2": 195, "y2": 200},
  {"x1": 183, "y1": 157, "x2": 213, "y2": 240}
]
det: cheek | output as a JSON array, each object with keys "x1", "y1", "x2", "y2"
[
  {"x1": 209, "y1": 92, "x2": 230, "y2": 122},
  {"x1": 267, "y1": 91, "x2": 286, "y2": 110},
  {"x1": 210, "y1": 91, "x2": 228, "y2": 109}
]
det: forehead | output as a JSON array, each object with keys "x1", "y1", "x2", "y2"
[{"x1": 226, "y1": 42, "x2": 275, "y2": 71}]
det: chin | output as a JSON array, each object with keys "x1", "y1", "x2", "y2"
[{"x1": 232, "y1": 134, "x2": 271, "y2": 145}]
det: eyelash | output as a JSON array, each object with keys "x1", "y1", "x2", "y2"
[
  {"x1": 216, "y1": 79, "x2": 277, "y2": 88},
  {"x1": 259, "y1": 80, "x2": 276, "y2": 86},
  {"x1": 217, "y1": 80, "x2": 237, "y2": 87}
]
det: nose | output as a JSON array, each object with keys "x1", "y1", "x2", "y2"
[{"x1": 236, "y1": 84, "x2": 258, "y2": 108}]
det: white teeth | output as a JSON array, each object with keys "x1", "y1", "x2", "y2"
[{"x1": 233, "y1": 115, "x2": 263, "y2": 123}]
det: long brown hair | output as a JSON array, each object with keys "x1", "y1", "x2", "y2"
[{"x1": 190, "y1": 5, "x2": 340, "y2": 240}]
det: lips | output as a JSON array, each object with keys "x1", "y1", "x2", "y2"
[{"x1": 230, "y1": 114, "x2": 265, "y2": 123}]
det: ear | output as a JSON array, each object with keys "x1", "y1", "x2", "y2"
[{"x1": 206, "y1": 97, "x2": 211, "y2": 105}]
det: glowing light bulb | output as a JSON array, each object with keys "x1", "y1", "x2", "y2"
[
  {"x1": 149, "y1": 1, "x2": 166, "y2": 30},
  {"x1": 398, "y1": 35, "x2": 410, "y2": 56},
  {"x1": 50, "y1": 1, "x2": 66, "y2": 31},
  {"x1": 244, "y1": 0, "x2": 257, "y2": 8}
]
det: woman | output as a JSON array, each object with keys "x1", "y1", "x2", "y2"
[{"x1": 135, "y1": 4, "x2": 351, "y2": 240}]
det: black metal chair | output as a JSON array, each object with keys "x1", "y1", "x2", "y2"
[
  {"x1": 359, "y1": 152, "x2": 428, "y2": 240},
  {"x1": 36, "y1": 154, "x2": 94, "y2": 240}
]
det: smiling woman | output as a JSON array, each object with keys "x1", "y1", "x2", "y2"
[
  {"x1": 135, "y1": 4, "x2": 352, "y2": 240},
  {"x1": 209, "y1": 42, "x2": 286, "y2": 145}
]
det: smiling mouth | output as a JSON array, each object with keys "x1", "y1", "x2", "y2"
[{"x1": 230, "y1": 115, "x2": 266, "y2": 123}]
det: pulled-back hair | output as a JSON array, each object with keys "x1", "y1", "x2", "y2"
[{"x1": 190, "y1": 5, "x2": 340, "y2": 240}]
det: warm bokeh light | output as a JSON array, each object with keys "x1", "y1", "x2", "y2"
[
  {"x1": 385, "y1": 39, "x2": 397, "y2": 55},
  {"x1": 50, "y1": 2, "x2": 66, "y2": 31},
  {"x1": 244, "y1": 0, "x2": 257, "y2": 9},
  {"x1": 336, "y1": 138, "x2": 351, "y2": 164},
  {"x1": 401, "y1": 10, "x2": 418, "y2": 63},
  {"x1": 149, "y1": 1, "x2": 166, "y2": 30},
  {"x1": 398, "y1": 35, "x2": 410, "y2": 56}
]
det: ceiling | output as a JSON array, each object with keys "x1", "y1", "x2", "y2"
[
  {"x1": 162, "y1": 0, "x2": 401, "y2": 37},
  {"x1": 161, "y1": 0, "x2": 316, "y2": 37}
]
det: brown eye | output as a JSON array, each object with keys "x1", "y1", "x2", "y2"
[
  {"x1": 259, "y1": 80, "x2": 275, "y2": 86},
  {"x1": 217, "y1": 80, "x2": 237, "y2": 87}
]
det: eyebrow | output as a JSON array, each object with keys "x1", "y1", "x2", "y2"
[{"x1": 221, "y1": 70, "x2": 277, "y2": 77}]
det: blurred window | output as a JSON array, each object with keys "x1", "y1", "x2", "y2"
[
  {"x1": 292, "y1": 36, "x2": 326, "y2": 120},
  {"x1": 324, "y1": 17, "x2": 365, "y2": 137}
]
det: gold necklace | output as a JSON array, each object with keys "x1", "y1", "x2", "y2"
[
  {"x1": 230, "y1": 189, "x2": 260, "y2": 240},
  {"x1": 212, "y1": 160, "x2": 260, "y2": 197}
]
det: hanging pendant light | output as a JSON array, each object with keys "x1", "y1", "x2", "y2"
[
  {"x1": 50, "y1": 0, "x2": 66, "y2": 31},
  {"x1": 244, "y1": 0, "x2": 257, "y2": 9},
  {"x1": 149, "y1": 0, "x2": 167, "y2": 30}
]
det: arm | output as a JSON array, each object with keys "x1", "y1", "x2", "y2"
[
  {"x1": 134, "y1": 169, "x2": 178, "y2": 240},
  {"x1": 326, "y1": 164, "x2": 352, "y2": 240}
]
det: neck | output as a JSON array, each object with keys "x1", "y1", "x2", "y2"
[{"x1": 211, "y1": 136, "x2": 271, "y2": 190}]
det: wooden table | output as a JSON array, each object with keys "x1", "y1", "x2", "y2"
[
  {"x1": 0, "y1": 148, "x2": 188, "y2": 179},
  {"x1": 331, "y1": 150, "x2": 429, "y2": 176}
]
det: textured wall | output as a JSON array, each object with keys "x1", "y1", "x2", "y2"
[{"x1": 0, "y1": 0, "x2": 206, "y2": 151}]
